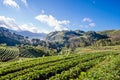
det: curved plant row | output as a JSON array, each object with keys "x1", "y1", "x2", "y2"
[
  {"x1": 0, "y1": 47, "x2": 19, "y2": 62},
  {"x1": 12, "y1": 52, "x2": 110, "y2": 80},
  {"x1": 0, "y1": 51, "x2": 119, "y2": 80}
]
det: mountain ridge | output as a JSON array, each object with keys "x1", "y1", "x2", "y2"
[
  {"x1": 1, "y1": 27, "x2": 120, "y2": 47},
  {"x1": 0, "y1": 26, "x2": 47, "y2": 39}
]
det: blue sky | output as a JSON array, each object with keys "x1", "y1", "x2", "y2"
[{"x1": 0, "y1": 0, "x2": 120, "y2": 33}]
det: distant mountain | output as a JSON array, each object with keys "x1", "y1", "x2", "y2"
[
  {"x1": 1, "y1": 27, "x2": 117, "y2": 47},
  {"x1": 46, "y1": 30, "x2": 107, "y2": 42},
  {"x1": 98, "y1": 30, "x2": 120, "y2": 41},
  {"x1": 0, "y1": 27, "x2": 28, "y2": 46},
  {"x1": 98, "y1": 30, "x2": 120, "y2": 36},
  {"x1": 46, "y1": 30, "x2": 85, "y2": 42},
  {"x1": 10, "y1": 30, "x2": 47, "y2": 40},
  {"x1": 46, "y1": 30, "x2": 108, "y2": 47},
  {"x1": 0, "y1": 26, "x2": 47, "y2": 40}
]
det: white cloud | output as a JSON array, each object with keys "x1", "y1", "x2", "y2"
[
  {"x1": 3, "y1": 0, "x2": 19, "y2": 8},
  {"x1": 21, "y1": 0, "x2": 28, "y2": 7},
  {"x1": 89, "y1": 23, "x2": 96, "y2": 27},
  {"x1": 20, "y1": 24, "x2": 49, "y2": 33},
  {"x1": 80, "y1": 18, "x2": 96, "y2": 29},
  {"x1": 0, "y1": 16, "x2": 48, "y2": 33},
  {"x1": 35, "y1": 14, "x2": 70, "y2": 31},
  {"x1": 0, "y1": 16, "x2": 20, "y2": 30},
  {"x1": 82, "y1": 18, "x2": 92, "y2": 22}
]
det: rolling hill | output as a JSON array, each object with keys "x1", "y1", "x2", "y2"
[
  {"x1": 46, "y1": 30, "x2": 108, "y2": 47},
  {"x1": 98, "y1": 30, "x2": 120, "y2": 40},
  {"x1": 0, "y1": 27, "x2": 27, "y2": 46}
]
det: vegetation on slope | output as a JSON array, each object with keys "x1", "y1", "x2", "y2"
[
  {"x1": 0, "y1": 45, "x2": 57, "y2": 62},
  {"x1": 0, "y1": 50, "x2": 119, "y2": 80},
  {"x1": 46, "y1": 30, "x2": 108, "y2": 48},
  {"x1": 0, "y1": 27, "x2": 29, "y2": 46},
  {"x1": 0, "y1": 46, "x2": 19, "y2": 62}
]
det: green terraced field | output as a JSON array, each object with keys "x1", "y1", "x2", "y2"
[
  {"x1": 0, "y1": 51, "x2": 120, "y2": 80},
  {"x1": 0, "y1": 47, "x2": 19, "y2": 62}
]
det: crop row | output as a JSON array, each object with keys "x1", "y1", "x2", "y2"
[
  {"x1": 49, "y1": 56, "x2": 106, "y2": 80},
  {"x1": 11, "y1": 52, "x2": 110, "y2": 80},
  {"x1": 0, "y1": 51, "x2": 118, "y2": 80},
  {"x1": 0, "y1": 54, "x2": 82, "y2": 79},
  {"x1": 0, "y1": 47, "x2": 19, "y2": 62},
  {"x1": 0, "y1": 54, "x2": 80, "y2": 76},
  {"x1": 78, "y1": 54, "x2": 120, "y2": 80}
]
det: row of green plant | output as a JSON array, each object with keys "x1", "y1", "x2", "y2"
[
  {"x1": 0, "y1": 51, "x2": 119, "y2": 80},
  {"x1": 0, "y1": 46, "x2": 58, "y2": 62},
  {"x1": 77, "y1": 54, "x2": 120, "y2": 80},
  {"x1": 49, "y1": 56, "x2": 106, "y2": 80},
  {"x1": 11, "y1": 52, "x2": 110, "y2": 80},
  {"x1": 0, "y1": 55, "x2": 81, "y2": 79},
  {"x1": 0, "y1": 54, "x2": 78, "y2": 76},
  {"x1": 0, "y1": 47, "x2": 19, "y2": 62}
]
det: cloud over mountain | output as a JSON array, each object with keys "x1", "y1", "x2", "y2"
[
  {"x1": 80, "y1": 17, "x2": 96, "y2": 29},
  {"x1": 0, "y1": 16, "x2": 20, "y2": 30},
  {"x1": 0, "y1": 16, "x2": 48, "y2": 33},
  {"x1": 35, "y1": 14, "x2": 70, "y2": 31}
]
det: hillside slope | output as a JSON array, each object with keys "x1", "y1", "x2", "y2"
[
  {"x1": 0, "y1": 27, "x2": 28, "y2": 46},
  {"x1": 98, "y1": 30, "x2": 120, "y2": 40},
  {"x1": 0, "y1": 46, "x2": 56, "y2": 62},
  {"x1": 46, "y1": 30, "x2": 108, "y2": 47},
  {"x1": 98, "y1": 30, "x2": 120, "y2": 36},
  {"x1": 0, "y1": 50, "x2": 119, "y2": 80}
]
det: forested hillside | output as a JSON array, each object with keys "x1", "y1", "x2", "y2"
[
  {"x1": 0, "y1": 27, "x2": 29, "y2": 46},
  {"x1": 93, "y1": 30, "x2": 120, "y2": 46},
  {"x1": 46, "y1": 30, "x2": 108, "y2": 48},
  {"x1": 0, "y1": 27, "x2": 109, "y2": 48}
]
